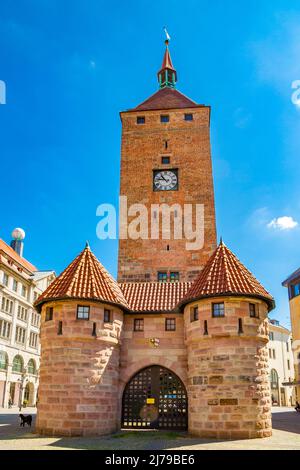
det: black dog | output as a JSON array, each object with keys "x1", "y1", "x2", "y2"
[{"x1": 19, "y1": 414, "x2": 32, "y2": 427}]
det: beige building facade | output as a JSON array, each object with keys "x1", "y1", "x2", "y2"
[
  {"x1": 283, "y1": 269, "x2": 300, "y2": 401},
  {"x1": 0, "y1": 230, "x2": 55, "y2": 408}
]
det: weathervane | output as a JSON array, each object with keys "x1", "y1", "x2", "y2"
[{"x1": 163, "y1": 27, "x2": 171, "y2": 45}]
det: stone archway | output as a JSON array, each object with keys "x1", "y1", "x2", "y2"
[{"x1": 121, "y1": 365, "x2": 188, "y2": 430}]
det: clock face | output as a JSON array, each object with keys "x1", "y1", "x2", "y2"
[{"x1": 153, "y1": 169, "x2": 178, "y2": 191}]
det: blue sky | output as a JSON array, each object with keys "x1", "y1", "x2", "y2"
[{"x1": 1, "y1": 0, "x2": 300, "y2": 327}]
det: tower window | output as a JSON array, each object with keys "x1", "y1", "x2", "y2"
[
  {"x1": 184, "y1": 113, "x2": 193, "y2": 121},
  {"x1": 77, "y1": 305, "x2": 90, "y2": 320},
  {"x1": 191, "y1": 306, "x2": 199, "y2": 322},
  {"x1": 45, "y1": 307, "x2": 53, "y2": 322},
  {"x1": 160, "y1": 115, "x2": 169, "y2": 123},
  {"x1": 170, "y1": 272, "x2": 179, "y2": 282},
  {"x1": 58, "y1": 321, "x2": 63, "y2": 335},
  {"x1": 134, "y1": 318, "x2": 144, "y2": 331},
  {"x1": 158, "y1": 272, "x2": 167, "y2": 282},
  {"x1": 165, "y1": 318, "x2": 176, "y2": 331},
  {"x1": 137, "y1": 116, "x2": 145, "y2": 124},
  {"x1": 249, "y1": 303, "x2": 259, "y2": 318},
  {"x1": 161, "y1": 156, "x2": 170, "y2": 164},
  {"x1": 104, "y1": 309, "x2": 111, "y2": 323},
  {"x1": 212, "y1": 303, "x2": 225, "y2": 317},
  {"x1": 291, "y1": 282, "x2": 300, "y2": 299},
  {"x1": 164, "y1": 140, "x2": 169, "y2": 149}
]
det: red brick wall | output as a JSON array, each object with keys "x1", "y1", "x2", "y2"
[{"x1": 118, "y1": 106, "x2": 217, "y2": 283}]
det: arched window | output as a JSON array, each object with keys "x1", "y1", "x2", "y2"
[
  {"x1": 12, "y1": 355, "x2": 23, "y2": 373},
  {"x1": 0, "y1": 351, "x2": 8, "y2": 370},
  {"x1": 270, "y1": 369, "x2": 279, "y2": 389},
  {"x1": 27, "y1": 359, "x2": 36, "y2": 375}
]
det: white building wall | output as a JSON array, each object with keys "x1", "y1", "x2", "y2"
[
  {"x1": 268, "y1": 321, "x2": 295, "y2": 406},
  {"x1": 0, "y1": 257, "x2": 54, "y2": 408}
]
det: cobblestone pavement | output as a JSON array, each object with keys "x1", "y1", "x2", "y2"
[{"x1": 0, "y1": 407, "x2": 299, "y2": 450}]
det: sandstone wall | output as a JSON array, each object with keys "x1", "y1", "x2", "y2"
[
  {"x1": 119, "y1": 312, "x2": 187, "y2": 395},
  {"x1": 36, "y1": 300, "x2": 123, "y2": 436},
  {"x1": 184, "y1": 297, "x2": 272, "y2": 439}
]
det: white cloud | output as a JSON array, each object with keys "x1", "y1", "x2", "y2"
[{"x1": 267, "y1": 216, "x2": 298, "y2": 230}]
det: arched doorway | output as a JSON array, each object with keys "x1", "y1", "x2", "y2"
[
  {"x1": 122, "y1": 365, "x2": 187, "y2": 430},
  {"x1": 270, "y1": 369, "x2": 279, "y2": 405},
  {"x1": 24, "y1": 382, "x2": 35, "y2": 406}
]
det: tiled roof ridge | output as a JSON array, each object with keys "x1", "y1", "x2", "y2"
[
  {"x1": 131, "y1": 87, "x2": 200, "y2": 112},
  {"x1": 0, "y1": 238, "x2": 37, "y2": 272},
  {"x1": 119, "y1": 281, "x2": 192, "y2": 312}
]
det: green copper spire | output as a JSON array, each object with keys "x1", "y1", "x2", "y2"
[{"x1": 157, "y1": 37, "x2": 177, "y2": 89}]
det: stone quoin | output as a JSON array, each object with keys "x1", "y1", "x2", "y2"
[{"x1": 35, "y1": 37, "x2": 275, "y2": 439}]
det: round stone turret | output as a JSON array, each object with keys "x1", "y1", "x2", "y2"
[
  {"x1": 180, "y1": 241, "x2": 275, "y2": 439},
  {"x1": 35, "y1": 244, "x2": 128, "y2": 436}
]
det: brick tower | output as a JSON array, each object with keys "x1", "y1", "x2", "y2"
[{"x1": 118, "y1": 38, "x2": 217, "y2": 283}]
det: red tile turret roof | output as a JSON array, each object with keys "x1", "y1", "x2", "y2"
[
  {"x1": 35, "y1": 244, "x2": 129, "y2": 311},
  {"x1": 35, "y1": 242, "x2": 274, "y2": 314},
  {"x1": 180, "y1": 241, "x2": 274, "y2": 310}
]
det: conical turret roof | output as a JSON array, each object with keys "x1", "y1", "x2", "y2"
[
  {"x1": 160, "y1": 46, "x2": 175, "y2": 71},
  {"x1": 180, "y1": 241, "x2": 274, "y2": 310},
  {"x1": 35, "y1": 244, "x2": 129, "y2": 311}
]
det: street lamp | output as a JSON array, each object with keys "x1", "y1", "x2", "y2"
[{"x1": 17, "y1": 368, "x2": 27, "y2": 412}]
